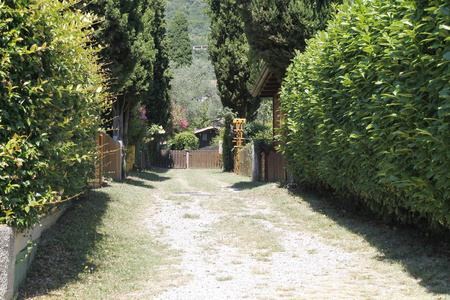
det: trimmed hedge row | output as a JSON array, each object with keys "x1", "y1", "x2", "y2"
[
  {"x1": 280, "y1": 0, "x2": 450, "y2": 229},
  {"x1": 0, "y1": 0, "x2": 108, "y2": 229}
]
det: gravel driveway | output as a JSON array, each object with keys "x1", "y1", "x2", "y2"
[{"x1": 139, "y1": 169, "x2": 446, "y2": 300}]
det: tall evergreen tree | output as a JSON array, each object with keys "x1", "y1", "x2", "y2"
[
  {"x1": 145, "y1": 0, "x2": 171, "y2": 129},
  {"x1": 83, "y1": 0, "x2": 171, "y2": 177},
  {"x1": 236, "y1": 0, "x2": 341, "y2": 80},
  {"x1": 206, "y1": 0, "x2": 261, "y2": 121},
  {"x1": 168, "y1": 12, "x2": 193, "y2": 67},
  {"x1": 85, "y1": 0, "x2": 157, "y2": 148}
]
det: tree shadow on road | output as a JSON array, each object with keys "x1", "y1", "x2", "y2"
[
  {"x1": 229, "y1": 180, "x2": 267, "y2": 190},
  {"x1": 122, "y1": 170, "x2": 171, "y2": 189},
  {"x1": 17, "y1": 190, "x2": 110, "y2": 299},
  {"x1": 288, "y1": 185, "x2": 450, "y2": 297}
]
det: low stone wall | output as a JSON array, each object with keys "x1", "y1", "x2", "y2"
[{"x1": 0, "y1": 206, "x2": 69, "y2": 300}]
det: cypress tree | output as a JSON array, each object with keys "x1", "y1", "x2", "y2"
[
  {"x1": 168, "y1": 12, "x2": 193, "y2": 67},
  {"x1": 85, "y1": 0, "x2": 157, "y2": 148},
  {"x1": 145, "y1": 0, "x2": 171, "y2": 129},
  {"x1": 207, "y1": 0, "x2": 261, "y2": 121},
  {"x1": 83, "y1": 0, "x2": 171, "y2": 177},
  {"x1": 236, "y1": 0, "x2": 341, "y2": 80}
]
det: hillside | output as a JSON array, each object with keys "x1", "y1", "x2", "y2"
[{"x1": 166, "y1": 0, "x2": 210, "y2": 45}]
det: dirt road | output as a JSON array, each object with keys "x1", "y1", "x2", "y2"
[
  {"x1": 133, "y1": 169, "x2": 448, "y2": 299},
  {"x1": 20, "y1": 169, "x2": 449, "y2": 299}
]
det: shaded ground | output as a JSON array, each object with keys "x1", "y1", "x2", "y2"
[{"x1": 19, "y1": 169, "x2": 449, "y2": 299}]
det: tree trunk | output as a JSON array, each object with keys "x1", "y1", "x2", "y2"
[{"x1": 112, "y1": 95, "x2": 133, "y2": 179}]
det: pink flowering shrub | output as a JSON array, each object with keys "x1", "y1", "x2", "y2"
[
  {"x1": 170, "y1": 100, "x2": 188, "y2": 133},
  {"x1": 128, "y1": 104, "x2": 148, "y2": 145}
]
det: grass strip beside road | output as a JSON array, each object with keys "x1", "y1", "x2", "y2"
[{"x1": 19, "y1": 174, "x2": 182, "y2": 299}]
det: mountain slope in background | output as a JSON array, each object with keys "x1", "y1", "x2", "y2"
[{"x1": 166, "y1": 0, "x2": 210, "y2": 45}]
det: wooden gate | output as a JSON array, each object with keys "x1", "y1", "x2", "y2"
[
  {"x1": 189, "y1": 150, "x2": 222, "y2": 169},
  {"x1": 154, "y1": 150, "x2": 221, "y2": 169},
  {"x1": 262, "y1": 150, "x2": 290, "y2": 182},
  {"x1": 154, "y1": 150, "x2": 187, "y2": 169}
]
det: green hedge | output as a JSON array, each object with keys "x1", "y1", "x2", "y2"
[
  {"x1": 172, "y1": 132, "x2": 199, "y2": 150},
  {"x1": 280, "y1": 0, "x2": 450, "y2": 229},
  {"x1": 0, "y1": 0, "x2": 108, "y2": 229}
]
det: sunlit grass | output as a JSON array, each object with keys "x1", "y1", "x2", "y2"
[{"x1": 18, "y1": 181, "x2": 183, "y2": 299}]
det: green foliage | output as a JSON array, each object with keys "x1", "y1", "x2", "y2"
[
  {"x1": 0, "y1": 0, "x2": 108, "y2": 229},
  {"x1": 144, "y1": 0, "x2": 172, "y2": 130},
  {"x1": 244, "y1": 121, "x2": 273, "y2": 153},
  {"x1": 127, "y1": 104, "x2": 148, "y2": 146},
  {"x1": 166, "y1": 0, "x2": 210, "y2": 45},
  {"x1": 168, "y1": 12, "x2": 193, "y2": 67},
  {"x1": 255, "y1": 97, "x2": 273, "y2": 126},
  {"x1": 237, "y1": 0, "x2": 342, "y2": 80},
  {"x1": 280, "y1": 0, "x2": 450, "y2": 229},
  {"x1": 206, "y1": 0, "x2": 262, "y2": 121},
  {"x1": 169, "y1": 57, "x2": 222, "y2": 128},
  {"x1": 217, "y1": 107, "x2": 236, "y2": 171},
  {"x1": 85, "y1": 0, "x2": 170, "y2": 147},
  {"x1": 171, "y1": 132, "x2": 199, "y2": 150}
]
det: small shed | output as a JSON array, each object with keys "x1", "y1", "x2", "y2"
[
  {"x1": 194, "y1": 126, "x2": 219, "y2": 149},
  {"x1": 250, "y1": 65, "x2": 290, "y2": 182}
]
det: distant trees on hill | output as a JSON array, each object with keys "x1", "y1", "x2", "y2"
[
  {"x1": 166, "y1": 0, "x2": 210, "y2": 45},
  {"x1": 168, "y1": 12, "x2": 193, "y2": 67}
]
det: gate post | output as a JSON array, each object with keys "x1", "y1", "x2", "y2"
[
  {"x1": 251, "y1": 143, "x2": 261, "y2": 181},
  {"x1": 186, "y1": 151, "x2": 190, "y2": 169}
]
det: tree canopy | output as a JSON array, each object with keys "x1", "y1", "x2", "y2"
[
  {"x1": 168, "y1": 12, "x2": 193, "y2": 67},
  {"x1": 144, "y1": 0, "x2": 171, "y2": 129},
  {"x1": 207, "y1": 0, "x2": 261, "y2": 121},
  {"x1": 236, "y1": 0, "x2": 341, "y2": 80},
  {"x1": 84, "y1": 0, "x2": 170, "y2": 147}
]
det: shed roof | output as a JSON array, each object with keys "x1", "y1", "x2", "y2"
[
  {"x1": 194, "y1": 126, "x2": 219, "y2": 134},
  {"x1": 251, "y1": 65, "x2": 281, "y2": 98}
]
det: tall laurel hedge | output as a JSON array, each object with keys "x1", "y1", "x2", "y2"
[
  {"x1": 0, "y1": 0, "x2": 108, "y2": 229},
  {"x1": 280, "y1": 0, "x2": 450, "y2": 229}
]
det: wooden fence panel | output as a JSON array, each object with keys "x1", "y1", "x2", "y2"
[
  {"x1": 101, "y1": 132, "x2": 122, "y2": 180},
  {"x1": 172, "y1": 150, "x2": 187, "y2": 169},
  {"x1": 154, "y1": 150, "x2": 221, "y2": 169},
  {"x1": 237, "y1": 146, "x2": 252, "y2": 177},
  {"x1": 126, "y1": 146, "x2": 135, "y2": 173},
  {"x1": 189, "y1": 150, "x2": 222, "y2": 169},
  {"x1": 154, "y1": 150, "x2": 187, "y2": 169},
  {"x1": 154, "y1": 150, "x2": 172, "y2": 168},
  {"x1": 262, "y1": 150, "x2": 289, "y2": 182}
]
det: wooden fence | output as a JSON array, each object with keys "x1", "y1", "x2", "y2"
[
  {"x1": 92, "y1": 132, "x2": 123, "y2": 187},
  {"x1": 99, "y1": 132, "x2": 122, "y2": 181},
  {"x1": 154, "y1": 150, "x2": 222, "y2": 169},
  {"x1": 261, "y1": 150, "x2": 290, "y2": 182},
  {"x1": 91, "y1": 132, "x2": 139, "y2": 186},
  {"x1": 126, "y1": 145, "x2": 136, "y2": 173},
  {"x1": 233, "y1": 145, "x2": 290, "y2": 183},
  {"x1": 190, "y1": 150, "x2": 222, "y2": 169},
  {"x1": 237, "y1": 146, "x2": 252, "y2": 177}
]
